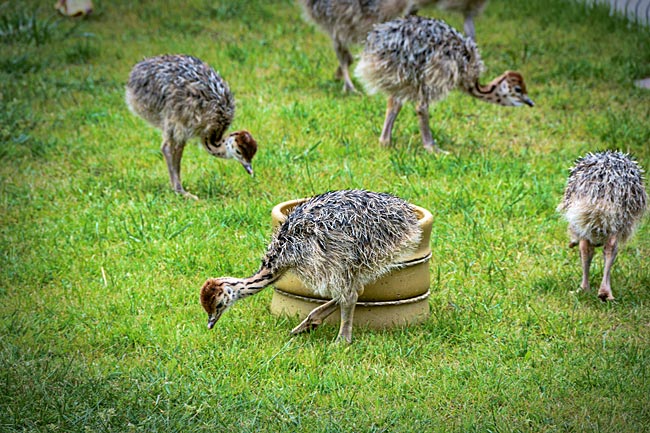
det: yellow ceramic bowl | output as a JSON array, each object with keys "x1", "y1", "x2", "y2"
[{"x1": 270, "y1": 289, "x2": 430, "y2": 330}]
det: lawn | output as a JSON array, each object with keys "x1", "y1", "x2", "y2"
[{"x1": 1, "y1": 0, "x2": 650, "y2": 431}]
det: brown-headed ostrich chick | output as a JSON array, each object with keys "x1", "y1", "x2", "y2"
[
  {"x1": 125, "y1": 54, "x2": 257, "y2": 200},
  {"x1": 200, "y1": 189, "x2": 422, "y2": 344},
  {"x1": 557, "y1": 151, "x2": 647, "y2": 301},
  {"x1": 410, "y1": 0, "x2": 489, "y2": 40},
  {"x1": 298, "y1": 0, "x2": 414, "y2": 93},
  {"x1": 355, "y1": 16, "x2": 534, "y2": 153}
]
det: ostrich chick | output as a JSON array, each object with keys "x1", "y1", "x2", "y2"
[
  {"x1": 557, "y1": 151, "x2": 647, "y2": 301},
  {"x1": 200, "y1": 189, "x2": 422, "y2": 344},
  {"x1": 355, "y1": 16, "x2": 534, "y2": 153},
  {"x1": 298, "y1": 0, "x2": 413, "y2": 93},
  {"x1": 125, "y1": 54, "x2": 257, "y2": 199},
  {"x1": 410, "y1": 0, "x2": 489, "y2": 40}
]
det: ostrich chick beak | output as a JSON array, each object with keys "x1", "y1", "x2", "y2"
[
  {"x1": 242, "y1": 162, "x2": 254, "y2": 176},
  {"x1": 522, "y1": 95, "x2": 535, "y2": 107},
  {"x1": 207, "y1": 316, "x2": 218, "y2": 330}
]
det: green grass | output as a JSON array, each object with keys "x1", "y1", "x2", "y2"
[{"x1": 1, "y1": 0, "x2": 650, "y2": 431}]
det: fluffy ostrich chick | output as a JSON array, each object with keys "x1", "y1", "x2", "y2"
[
  {"x1": 298, "y1": 0, "x2": 414, "y2": 93},
  {"x1": 355, "y1": 16, "x2": 534, "y2": 153},
  {"x1": 200, "y1": 189, "x2": 422, "y2": 344},
  {"x1": 411, "y1": 0, "x2": 489, "y2": 40},
  {"x1": 126, "y1": 54, "x2": 257, "y2": 199},
  {"x1": 557, "y1": 150, "x2": 647, "y2": 301}
]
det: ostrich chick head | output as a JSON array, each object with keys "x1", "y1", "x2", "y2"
[
  {"x1": 494, "y1": 71, "x2": 535, "y2": 107},
  {"x1": 226, "y1": 130, "x2": 258, "y2": 175},
  {"x1": 203, "y1": 129, "x2": 258, "y2": 175},
  {"x1": 200, "y1": 278, "x2": 237, "y2": 329}
]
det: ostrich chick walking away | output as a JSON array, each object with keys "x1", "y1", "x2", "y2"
[
  {"x1": 298, "y1": 0, "x2": 413, "y2": 93},
  {"x1": 200, "y1": 189, "x2": 422, "y2": 344},
  {"x1": 126, "y1": 54, "x2": 257, "y2": 199},
  {"x1": 355, "y1": 16, "x2": 534, "y2": 153},
  {"x1": 557, "y1": 151, "x2": 647, "y2": 301},
  {"x1": 410, "y1": 0, "x2": 489, "y2": 40}
]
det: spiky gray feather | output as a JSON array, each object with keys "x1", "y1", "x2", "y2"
[
  {"x1": 356, "y1": 15, "x2": 484, "y2": 103},
  {"x1": 262, "y1": 190, "x2": 422, "y2": 302},
  {"x1": 125, "y1": 54, "x2": 235, "y2": 144},
  {"x1": 298, "y1": 0, "x2": 413, "y2": 46},
  {"x1": 558, "y1": 150, "x2": 647, "y2": 246}
]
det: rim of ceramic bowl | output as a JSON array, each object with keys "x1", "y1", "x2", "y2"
[
  {"x1": 273, "y1": 288, "x2": 431, "y2": 306},
  {"x1": 271, "y1": 197, "x2": 433, "y2": 228}
]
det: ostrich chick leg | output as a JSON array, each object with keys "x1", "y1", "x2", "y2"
[
  {"x1": 416, "y1": 101, "x2": 447, "y2": 154},
  {"x1": 463, "y1": 14, "x2": 476, "y2": 40},
  {"x1": 336, "y1": 289, "x2": 360, "y2": 344},
  {"x1": 291, "y1": 299, "x2": 339, "y2": 335},
  {"x1": 578, "y1": 239, "x2": 595, "y2": 292},
  {"x1": 161, "y1": 135, "x2": 197, "y2": 200},
  {"x1": 379, "y1": 96, "x2": 403, "y2": 147},
  {"x1": 334, "y1": 40, "x2": 358, "y2": 93},
  {"x1": 598, "y1": 235, "x2": 619, "y2": 301}
]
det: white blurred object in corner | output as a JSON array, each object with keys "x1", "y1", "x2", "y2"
[{"x1": 55, "y1": 0, "x2": 93, "y2": 17}]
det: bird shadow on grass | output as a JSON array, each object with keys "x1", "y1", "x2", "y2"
[
  {"x1": 134, "y1": 169, "x2": 239, "y2": 202},
  {"x1": 531, "y1": 273, "x2": 608, "y2": 305},
  {"x1": 531, "y1": 271, "x2": 650, "y2": 308},
  {"x1": 195, "y1": 176, "x2": 238, "y2": 201},
  {"x1": 316, "y1": 79, "x2": 349, "y2": 95},
  {"x1": 391, "y1": 127, "x2": 465, "y2": 155}
]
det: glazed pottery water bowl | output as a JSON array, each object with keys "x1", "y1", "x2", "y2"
[{"x1": 269, "y1": 197, "x2": 432, "y2": 329}]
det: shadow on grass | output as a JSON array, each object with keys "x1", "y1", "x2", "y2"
[{"x1": 532, "y1": 270, "x2": 650, "y2": 309}]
